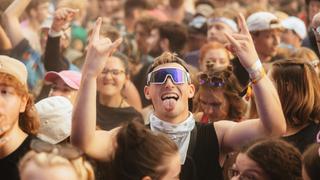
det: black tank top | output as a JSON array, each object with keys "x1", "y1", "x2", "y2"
[{"x1": 180, "y1": 123, "x2": 223, "y2": 180}]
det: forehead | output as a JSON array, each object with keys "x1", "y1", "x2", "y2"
[
  {"x1": 153, "y1": 63, "x2": 186, "y2": 71},
  {"x1": 209, "y1": 22, "x2": 232, "y2": 30}
]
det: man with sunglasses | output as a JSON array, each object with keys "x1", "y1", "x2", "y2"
[{"x1": 72, "y1": 14, "x2": 286, "y2": 180}]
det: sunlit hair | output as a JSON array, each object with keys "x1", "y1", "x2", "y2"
[
  {"x1": 19, "y1": 151, "x2": 94, "y2": 180},
  {"x1": 302, "y1": 143, "x2": 320, "y2": 180},
  {"x1": 271, "y1": 59, "x2": 320, "y2": 128},
  {"x1": 199, "y1": 42, "x2": 233, "y2": 68},
  {"x1": 0, "y1": 73, "x2": 39, "y2": 134},
  {"x1": 193, "y1": 64, "x2": 246, "y2": 121},
  {"x1": 240, "y1": 139, "x2": 302, "y2": 180},
  {"x1": 148, "y1": 52, "x2": 190, "y2": 74},
  {"x1": 111, "y1": 120, "x2": 179, "y2": 180},
  {"x1": 291, "y1": 47, "x2": 320, "y2": 73}
]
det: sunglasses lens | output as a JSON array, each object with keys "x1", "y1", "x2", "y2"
[
  {"x1": 60, "y1": 144, "x2": 83, "y2": 159},
  {"x1": 31, "y1": 139, "x2": 54, "y2": 153},
  {"x1": 149, "y1": 68, "x2": 188, "y2": 84}
]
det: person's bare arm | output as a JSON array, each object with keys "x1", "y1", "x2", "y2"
[
  {"x1": 215, "y1": 14, "x2": 286, "y2": 153},
  {"x1": 0, "y1": 24, "x2": 12, "y2": 51},
  {"x1": 1, "y1": 0, "x2": 30, "y2": 47},
  {"x1": 71, "y1": 18, "x2": 122, "y2": 161}
]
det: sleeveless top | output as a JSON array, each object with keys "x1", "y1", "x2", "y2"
[
  {"x1": 180, "y1": 122, "x2": 223, "y2": 180},
  {"x1": 282, "y1": 122, "x2": 320, "y2": 153}
]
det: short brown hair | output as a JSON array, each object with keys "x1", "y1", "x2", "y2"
[
  {"x1": 0, "y1": 73, "x2": 39, "y2": 134},
  {"x1": 240, "y1": 139, "x2": 302, "y2": 180},
  {"x1": 26, "y1": 0, "x2": 50, "y2": 14},
  {"x1": 147, "y1": 52, "x2": 190, "y2": 74},
  {"x1": 302, "y1": 143, "x2": 320, "y2": 180}
]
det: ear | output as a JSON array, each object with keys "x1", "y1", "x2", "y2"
[
  {"x1": 160, "y1": 38, "x2": 170, "y2": 52},
  {"x1": 144, "y1": 86, "x2": 151, "y2": 100},
  {"x1": 141, "y1": 176, "x2": 152, "y2": 180},
  {"x1": 188, "y1": 84, "x2": 195, "y2": 98},
  {"x1": 19, "y1": 96, "x2": 28, "y2": 113}
]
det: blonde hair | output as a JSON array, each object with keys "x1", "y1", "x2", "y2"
[{"x1": 19, "y1": 151, "x2": 94, "y2": 180}]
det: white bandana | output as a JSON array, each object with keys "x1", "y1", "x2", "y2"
[{"x1": 149, "y1": 113, "x2": 195, "y2": 164}]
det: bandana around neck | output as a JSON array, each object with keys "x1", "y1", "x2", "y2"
[{"x1": 149, "y1": 113, "x2": 195, "y2": 164}]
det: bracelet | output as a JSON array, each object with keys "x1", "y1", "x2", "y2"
[
  {"x1": 250, "y1": 67, "x2": 266, "y2": 84},
  {"x1": 246, "y1": 60, "x2": 263, "y2": 74}
]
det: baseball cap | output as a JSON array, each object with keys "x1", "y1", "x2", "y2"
[
  {"x1": 282, "y1": 16, "x2": 307, "y2": 39},
  {"x1": 45, "y1": 70, "x2": 81, "y2": 90},
  {"x1": 0, "y1": 55, "x2": 27, "y2": 86},
  {"x1": 35, "y1": 96, "x2": 73, "y2": 144},
  {"x1": 247, "y1": 11, "x2": 283, "y2": 32},
  {"x1": 207, "y1": 17, "x2": 238, "y2": 32}
]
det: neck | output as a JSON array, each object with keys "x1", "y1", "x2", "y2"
[
  {"x1": 154, "y1": 111, "x2": 190, "y2": 124},
  {"x1": 99, "y1": 93, "x2": 124, "y2": 107},
  {"x1": 0, "y1": 123, "x2": 28, "y2": 158}
]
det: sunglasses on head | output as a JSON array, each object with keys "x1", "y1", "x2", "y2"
[
  {"x1": 147, "y1": 67, "x2": 190, "y2": 85},
  {"x1": 198, "y1": 73, "x2": 225, "y2": 87},
  {"x1": 30, "y1": 139, "x2": 83, "y2": 160}
]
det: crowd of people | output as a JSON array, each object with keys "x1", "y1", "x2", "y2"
[{"x1": 0, "y1": 0, "x2": 320, "y2": 179}]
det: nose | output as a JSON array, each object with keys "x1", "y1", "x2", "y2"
[
  {"x1": 273, "y1": 34, "x2": 280, "y2": 46},
  {"x1": 164, "y1": 76, "x2": 175, "y2": 88}
]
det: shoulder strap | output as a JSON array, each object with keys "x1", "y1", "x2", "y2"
[{"x1": 187, "y1": 123, "x2": 198, "y2": 157}]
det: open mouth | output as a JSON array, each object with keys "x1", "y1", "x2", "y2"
[{"x1": 161, "y1": 93, "x2": 179, "y2": 101}]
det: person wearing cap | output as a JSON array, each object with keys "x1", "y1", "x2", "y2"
[
  {"x1": 35, "y1": 96, "x2": 73, "y2": 145},
  {"x1": 45, "y1": 70, "x2": 81, "y2": 104},
  {"x1": 0, "y1": 55, "x2": 40, "y2": 179},
  {"x1": 281, "y1": 16, "x2": 307, "y2": 49}
]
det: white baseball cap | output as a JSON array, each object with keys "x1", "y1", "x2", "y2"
[
  {"x1": 247, "y1": 11, "x2": 283, "y2": 32},
  {"x1": 36, "y1": 96, "x2": 73, "y2": 144},
  {"x1": 282, "y1": 16, "x2": 307, "y2": 39}
]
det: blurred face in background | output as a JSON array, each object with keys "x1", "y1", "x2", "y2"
[
  {"x1": 199, "y1": 88, "x2": 229, "y2": 121},
  {"x1": 97, "y1": 57, "x2": 128, "y2": 97},
  {"x1": 207, "y1": 22, "x2": 233, "y2": 44},
  {"x1": 200, "y1": 48, "x2": 230, "y2": 71}
]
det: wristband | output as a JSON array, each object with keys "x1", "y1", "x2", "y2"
[
  {"x1": 250, "y1": 67, "x2": 266, "y2": 84},
  {"x1": 246, "y1": 60, "x2": 263, "y2": 74}
]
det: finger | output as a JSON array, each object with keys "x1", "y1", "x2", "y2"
[
  {"x1": 237, "y1": 13, "x2": 249, "y2": 35},
  {"x1": 224, "y1": 32, "x2": 240, "y2": 49},
  {"x1": 110, "y1": 38, "x2": 123, "y2": 50},
  {"x1": 66, "y1": 8, "x2": 79, "y2": 14},
  {"x1": 230, "y1": 33, "x2": 249, "y2": 41},
  {"x1": 91, "y1": 17, "x2": 102, "y2": 42}
]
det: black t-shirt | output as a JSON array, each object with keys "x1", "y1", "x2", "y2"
[
  {"x1": 180, "y1": 123, "x2": 223, "y2": 180},
  {"x1": 96, "y1": 99, "x2": 143, "y2": 130},
  {"x1": 0, "y1": 135, "x2": 32, "y2": 180},
  {"x1": 282, "y1": 122, "x2": 320, "y2": 153}
]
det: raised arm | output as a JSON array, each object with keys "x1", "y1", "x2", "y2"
[
  {"x1": 44, "y1": 8, "x2": 78, "y2": 71},
  {"x1": 215, "y1": 14, "x2": 286, "y2": 153},
  {"x1": 71, "y1": 18, "x2": 122, "y2": 161},
  {"x1": 0, "y1": 24, "x2": 12, "y2": 52},
  {"x1": 1, "y1": 0, "x2": 30, "y2": 47}
]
